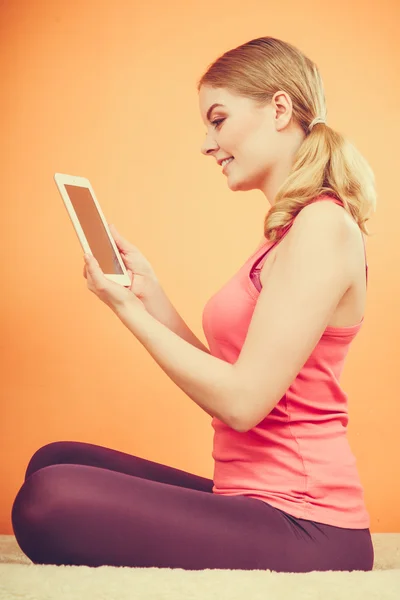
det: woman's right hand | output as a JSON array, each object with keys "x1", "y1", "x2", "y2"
[{"x1": 83, "y1": 224, "x2": 160, "y2": 303}]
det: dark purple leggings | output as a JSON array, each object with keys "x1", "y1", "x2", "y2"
[{"x1": 11, "y1": 440, "x2": 374, "y2": 571}]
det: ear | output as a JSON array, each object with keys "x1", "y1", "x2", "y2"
[{"x1": 272, "y1": 90, "x2": 293, "y2": 130}]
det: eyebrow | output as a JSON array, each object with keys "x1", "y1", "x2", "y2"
[{"x1": 206, "y1": 103, "x2": 226, "y2": 122}]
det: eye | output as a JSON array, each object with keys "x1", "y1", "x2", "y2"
[{"x1": 211, "y1": 118, "x2": 225, "y2": 129}]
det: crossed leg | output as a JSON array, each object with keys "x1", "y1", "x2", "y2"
[{"x1": 11, "y1": 441, "x2": 374, "y2": 572}]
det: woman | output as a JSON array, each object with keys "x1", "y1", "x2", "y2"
[{"x1": 11, "y1": 36, "x2": 376, "y2": 572}]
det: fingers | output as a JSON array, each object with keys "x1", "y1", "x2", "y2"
[{"x1": 109, "y1": 224, "x2": 136, "y2": 252}]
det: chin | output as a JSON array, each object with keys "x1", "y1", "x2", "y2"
[{"x1": 227, "y1": 175, "x2": 256, "y2": 192}]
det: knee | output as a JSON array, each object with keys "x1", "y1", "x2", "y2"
[
  {"x1": 24, "y1": 441, "x2": 73, "y2": 481},
  {"x1": 12, "y1": 465, "x2": 64, "y2": 530},
  {"x1": 11, "y1": 464, "x2": 72, "y2": 562}
]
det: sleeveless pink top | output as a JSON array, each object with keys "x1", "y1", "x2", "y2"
[{"x1": 202, "y1": 195, "x2": 370, "y2": 528}]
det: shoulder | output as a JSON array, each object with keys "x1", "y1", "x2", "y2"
[
  {"x1": 269, "y1": 198, "x2": 361, "y2": 281},
  {"x1": 295, "y1": 197, "x2": 352, "y2": 225},
  {"x1": 259, "y1": 198, "x2": 361, "y2": 286},
  {"x1": 288, "y1": 198, "x2": 359, "y2": 247}
]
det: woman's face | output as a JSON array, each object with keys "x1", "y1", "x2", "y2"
[{"x1": 199, "y1": 85, "x2": 303, "y2": 200}]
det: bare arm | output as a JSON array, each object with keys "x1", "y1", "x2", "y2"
[
  {"x1": 116, "y1": 305, "x2": 240, "y2": 427},
  {"x1": 142, "y1": 282, "x2": 211, "y2": 354}
]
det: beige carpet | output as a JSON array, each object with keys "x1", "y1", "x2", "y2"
[{"x1": 1, "y1": 534, "x2": 400, "y2": 599}]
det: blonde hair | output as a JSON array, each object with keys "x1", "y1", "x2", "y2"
[{"x1": 197, "y1": 37, "x2": 377, "y2": 242}]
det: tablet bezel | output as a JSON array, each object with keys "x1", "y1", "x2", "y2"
[{"x1": 54, "y1": 173, "x2": 131, "y2": 287}]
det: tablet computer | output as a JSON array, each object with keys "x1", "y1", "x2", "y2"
[{"x1": 54, "y1": 173, "x2": 131, "y2": 287}]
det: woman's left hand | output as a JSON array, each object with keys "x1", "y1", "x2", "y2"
[{"x1": 83, "y1": 254, "x2": 147, "y2": 315}]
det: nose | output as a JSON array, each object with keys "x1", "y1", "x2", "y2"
[{"x1": 200, "y1": 134, "x2": 219, "y2": 157}]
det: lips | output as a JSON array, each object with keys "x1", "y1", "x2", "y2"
[
  {"x1": 218, "y1": 156, "x2": 234, "y2": 166},
  {"x1": 222, "y1": 158, "x2": 234, "y2": 173}
]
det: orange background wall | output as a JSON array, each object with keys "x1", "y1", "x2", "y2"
[{"x1": 1, "y1": 0, "x2": 399, "y2": 534}]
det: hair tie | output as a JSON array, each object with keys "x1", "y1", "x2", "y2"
[{"x1": 308, "y1": 116, "x2": 326, "y2": 132}]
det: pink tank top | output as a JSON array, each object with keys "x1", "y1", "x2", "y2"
[{"x1": 202, "y1": 195, "x2": 370, "y2": 528}]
